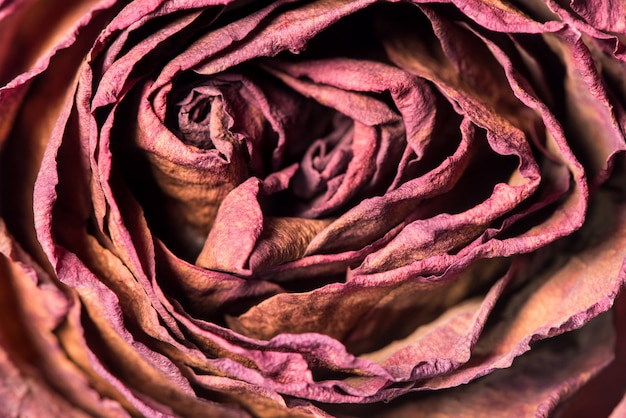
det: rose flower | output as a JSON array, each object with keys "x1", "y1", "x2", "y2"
[{"x1": 0, "y1": 0, "x2": 625, "y2": 417}]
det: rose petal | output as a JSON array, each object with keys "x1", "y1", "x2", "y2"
[
  {"x1": 423, "y1": 190, "x2": 626, "y2": 390},
  {"x1": 0, "y1": 224, "x2": 132, "y2": 416},
  {"x1": 368, "y1": 312, "x2": 615, "y2": 417}
]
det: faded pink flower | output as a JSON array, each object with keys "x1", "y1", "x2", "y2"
[{"x1": 0, "y1": 0, "x2": 625, "y2": 417}]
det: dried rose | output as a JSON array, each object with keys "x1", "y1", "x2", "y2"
[{"x1": 1, "y1": 0, "x2": 625, "y2": 417}]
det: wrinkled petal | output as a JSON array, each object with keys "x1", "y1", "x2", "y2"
[{"x1": 2, "y1": 0, "x2": 626, "y2": 416}]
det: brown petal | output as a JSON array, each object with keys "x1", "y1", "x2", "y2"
[
  {"x1": 369, "y1": 312, "x2": 614, "y2": 418},
  {"x1": 134, "y1": 81, "x2": 249, "y2": 255},
  {"x1": 248, "y1": 217, "x2": 333, "y2": 271},
  {"x1": 2, "y1": 0, "x2": 119, "y2": 267},
  {"x1": 0, "y1": 236, "x2": 131, "y2": 416},
  {"x1": 423, "y1": 189, "x2": 626, "y2": 390}
]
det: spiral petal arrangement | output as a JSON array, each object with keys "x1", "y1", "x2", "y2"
[{"x1": 1, "y1": 0, "x2": 625, "y2": 417}]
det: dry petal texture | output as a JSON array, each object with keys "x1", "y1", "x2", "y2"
[{"x1": 0, "y1": 0, "x2": 625, "y2": 417}]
